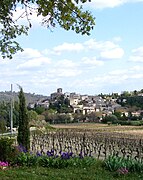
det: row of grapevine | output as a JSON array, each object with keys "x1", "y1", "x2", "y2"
[{"x1": 31, "y1": 129, "x2": 143, "y2": 160}]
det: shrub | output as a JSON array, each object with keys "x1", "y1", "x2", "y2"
[
  {"x1": 13, "y1": 150, "x2": 95, "y2": 169},
  {"x1": 102, "y1": 115, "x2": 118, "y2": 124},
  {"x1": 13, "y1": 152, "x2": 38, "y2": 167},
  {"x1": 114, "y1": 120, "x2": 143, "y2": 126},
  {"x1": 104, "y1": 155, "x2": 143, "y2": 173},
  {"x1": 104, "y1": 155, "x2": 126, "y2": 171},
  {"x1": 130, "y1": 121, "x2": 142, "y2": 126},
  {"x1": 0, "y1": 120, "x2": 6, "y2": 133},
  {"x1": 0, "y1": 138, "x2": 18, "y2": 162}
]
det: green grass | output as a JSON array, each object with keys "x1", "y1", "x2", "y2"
[{"x1": 0, "y1": 160, "x2": 143, "y2": 180}]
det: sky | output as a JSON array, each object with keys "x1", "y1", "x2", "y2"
[{"x1": 1, "y1": 0, "x2": 143, "y2": 96}]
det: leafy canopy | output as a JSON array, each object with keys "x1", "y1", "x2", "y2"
[{"x1": 0, "y1": 0, "x2": 95, "y2": 59}]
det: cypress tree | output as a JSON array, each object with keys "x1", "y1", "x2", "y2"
[{"x1": 17, "y1": 87, "x2": 30, "y2": 151}]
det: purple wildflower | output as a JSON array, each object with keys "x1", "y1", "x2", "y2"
[
  {"x1": 69, "y1": 152, "x2": 73, "y2": 157},
  {"x1": 61, "y1": 152, "x2": 70, "y2": 159},
  {"x1": 79, "y1": 152, "x2": 83, "y2": 159},
  {"x1": 36, "y1": 151, "x2": 42, "y2": 156},
  {"x1": 46, "y1": 150, "x2": 54, "y2": 157},
  {"x1": 17, "y1": 144, "x2": 27, "y2": 153}
]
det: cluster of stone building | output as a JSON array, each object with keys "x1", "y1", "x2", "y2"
[{"x1": 28, "y1": 88, "x2": 122, "y2": 117}]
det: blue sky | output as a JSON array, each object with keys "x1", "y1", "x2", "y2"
[{"x1": 1, "y1": 0, "x2": 143, "y2": 96}]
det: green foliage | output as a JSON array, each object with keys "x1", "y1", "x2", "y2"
[
  {"x1": 38, "y1": 156, "x2": 95, "y2": 168},
  {"x1": 45, "y1": 124, "x2": 55, "y2": 131},
  {"x1": 113, "y1": 111, "x2": 122, "y2": 119},
  {"x1": 0, "y1": 101, "x2": 19, "y2": 128},
  {"x1": 129, "y1": 120, "x2": 143, "y2": 126},
  {"x1": 102, "y1": 115, "x2": 118, "y2": 124},
  {"x1": 0, "y1": 102, "x2": 10, "y2": 127},
  {"x1": 113, "y1": 120, "x2": 143, "y2": 126},
  {"x1": 117, "y1": 96, "x2": 143, "y2": 109},
  {"x1": 43, "y1": 111, "x2": 71, "y2": 124},
  {"x1": 104, "y1": 155, "x2": 143, "y2": 173},
  {"x1": 54, "y1": 114, "x2": 71, "y2": 124},
  {"x1": 27, "y1": 110, "x2": 38, "y2": 121},
  {"x1": 13, "y1": 101, "x2": 20, "y2": 127},
  {"x1": 0, "y1": 120, "x2": 6, "y2": 133},
  {"x1": 73, "y1": 113, "x2": 86, "y2": 122},
  {"x1": 17, "y1": 87, "x2": 30, "y2": 151},
  {"x1": 49, "y1": 95, "x2": 73, "y2": 113},
  {"x1": 14, "y1": 152, "x2": 38, "y2": 167},
  {"x1": 0, "y1": 138, "x2": 17, "y2": 162},
  {"x1": 37, "y1": 0, "x2": 95, "y2": 35},
  {"x1": 14, "y1": 152, "x2": 95, "y2": 169},
  {"x1": 86, "y1": 112, "x2": 101, "y2": 122},
  {"x1": 34, "y1": 106, "x2": 46, "y2": 115},
  {"x1": 0, "y1": 0, "x2": 29, "y2": 58},
  {"x1": 104, "y1": 156, "x2": 127, "y2": 172},
  {"x1": 0, "y1": 0, "x2": 95, "y2": 58}
]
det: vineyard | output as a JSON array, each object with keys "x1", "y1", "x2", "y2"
[{"x1": 31, "y1": 123, "x2": 143, "y2": 160}]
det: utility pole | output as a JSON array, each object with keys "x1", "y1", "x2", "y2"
[{"x1": 10, "y1": 84, "x2": 13, "y2": 134}]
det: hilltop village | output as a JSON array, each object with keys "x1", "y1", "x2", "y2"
[{"x1": 27, "y1": 88, "x2": 143, "y2": 124}]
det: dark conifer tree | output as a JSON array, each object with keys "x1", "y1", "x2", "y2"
[{"x1": 17, "y1": 87, "x2": 30, "y2": 151}]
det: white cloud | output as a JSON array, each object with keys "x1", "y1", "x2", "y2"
[
  {"x1": 48, "y1": 68, "x2": 82, "y2": 78},
  {"x1": 130, "y1": 73, "x2": 143, "y2": 79},
  {"x1": 16, "y1": 48, "x2": 42, "y2": 59},
  {"x1": 129, "y1": 46, "x2": 143, "y2": 62},
  {"x1": 57, "y1": 69, "x2": 82, "y2": 77},
  {"x1": 130, "y1": 56, "x2": 143, "y2": 62},
  {"x1": 84, "y1": 39, "x2": 124, "y2": 59},
  {"x1": 82, "y1": 57, "x2": 104, "y2": 66},
  {"x1": 15, "y1": 48, "x2": 51, "y2": 69},
  {"x1": 69, "y1": 65, "x2": 143, "y2": 93},
  {"x1": 100, "y1": 47, "x2": 124, "y2": 59},
  {"x1": 130, "y1": 65, "x2": 143, "y2": 71},
  {"x1": 109, "y1": 69, "x2": 127, "y2": 75},
  {"x1": 53, "y1": 42, "x2": 84, "y2": 54},
  {"x1": 53, "y1": 59, "x2": 81, "y2": 77},
  {"x1": 55, "y1": 59, "x2": 77, "y2": 68},
  {"x1": 52, "y1": 38, "x2": 124, "y2": 60},
  {"x1": 17, "y1": 57, "x2": 51, "y2": 69},
  {"x1": 1, "y1": 43, "x2": 141, "y2": 95},
  {"x1": 132, "y1": 46, "x2": 143, "y2": 56}
]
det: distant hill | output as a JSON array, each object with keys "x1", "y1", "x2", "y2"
[{"x1": 0, "y1": 91, "x2": 49, "y2": 104}]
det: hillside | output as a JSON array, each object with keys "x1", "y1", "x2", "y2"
[{"x1": 0, "y1": 91, "x2": 49, "y2": 104}]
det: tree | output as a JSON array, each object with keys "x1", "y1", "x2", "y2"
[
  {"x1": 17, "y1": 87, "x2": 30, "y2": 151},
  {"x1": 113, "y1": 111, "x2": 122, "y2": 119},
  {"x1": 49, "y1": 95, "x2": 73, "y2": 113},
  {"x1": 0, "y1": 120, "x2": 6, "y2": 133},
  {"x1": 0, "y1": 0, "x2": 95, "y2": 59},
  {"x1": 13, "y1": 101, "x2": 20, "y2": 127},
  {"x1": 87, "y1": 112, "x2": 102, "y2": 122},
  {"x1": 102, "y1": 114, "x2": 118, "y2": 124},
  {"x1": 0, "y1": 102, "x2": 9, "y2": 125},
  {"x1": 27, "y1": 110, "x2": 38, "y2": 122},
  {"x1": 133, "y1": 90, "x2": 138, "y2": 96},
  {"x1": 34, "y1": 106, "x2": 45, "y2": 114}
]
